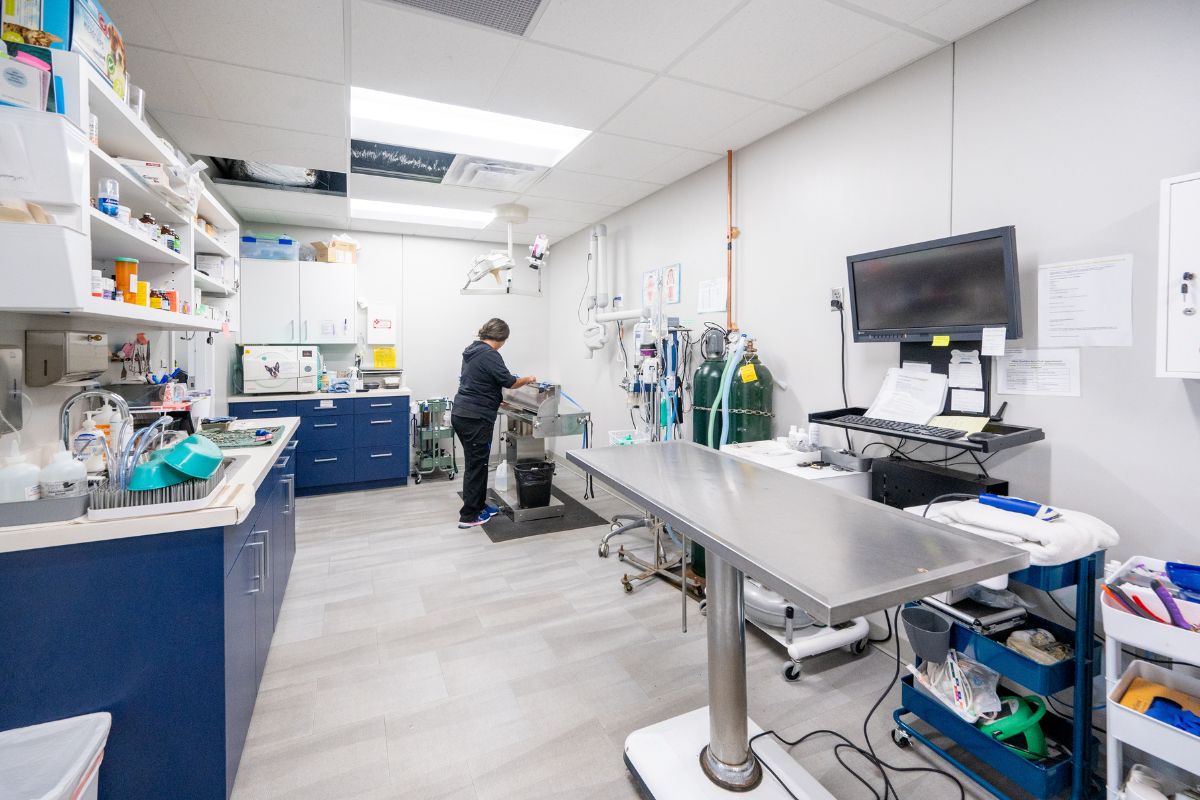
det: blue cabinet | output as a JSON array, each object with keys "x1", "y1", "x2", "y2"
[
  {"x1": 233, "y1": 394, "x2": 410, "y2": 496},
  {"x1": 223, "y1": 539, "x2": 257, "y2": 797}
]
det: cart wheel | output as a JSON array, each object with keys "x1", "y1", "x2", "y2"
[
  {"x1": 850, "y1": 639, "x2": 868, "y2": 656},
  {"x1": 617, "y1": 548, "x2": 626, "y2": 562},
  {"x1": 782, "y1": 662, "x2": 803, "y2": 682},
  {"x1": 621, "y1": 576, "x2": 633, "y2": 593},
  {"x1": 891, "y1": 728, "x2": 912, "y2": 749},
  {"x1": 414, "y1": 473, "x2": 422, "y2": 485},
  {"x1": 450, "y1": 471, "x2": 458, "y2": 479},
  {"x1": 698, "y1": 599, "x2": 707, "y2": 616},
  {"x1": 598, "y1": 541, "x2": 610, "y2": 558}
]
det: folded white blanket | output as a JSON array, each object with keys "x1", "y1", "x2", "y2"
[{"x1": 931, "y1": 501, "x2": 1119, "y2": 566}]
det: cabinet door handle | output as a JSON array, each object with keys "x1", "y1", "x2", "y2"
[
  {"x1": 285, "y1": 440, "x2": 299, "y2": 452},
  {"x1": 369, "y1": 419, "x2": 392, "y2": 425},
  {"x1": 313, "y1": 422, "x2": 338, "y2": 428},
  {"x1": 275, "y1": 455, "x2": 290, "y2": 469},
  {"x1": 290, "y1": 320, "x2": 296, "y2": 342},
  {"x1": 282, "y1": 476, "x2": 294, "y2": 513},
  {"x1": 369, "y1": 452, "x2": 393, "y2": 458},
  {"x1": 259, "y1": 530, "x2": 270, "y2": 581},
  {"x1": 369, "y1": 402, "x2": 392, "y2": 408},
  {"x1": 313, "y1": 457, "x2": 338, "y2": 463},
  {"x1": 252, "y1": 408, "x2": 279, "y2": 413},
  {"x1": 246, "y1": 541, "x2": 264, "y2": 594}
]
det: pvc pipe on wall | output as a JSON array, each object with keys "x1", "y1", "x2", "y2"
[{"x1": 595, "y1": 307, "x2": 648, "y2": 323}]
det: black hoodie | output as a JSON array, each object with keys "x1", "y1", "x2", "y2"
[{"x1": 453, "y1": 341, "x2": 518, "y2": 421}]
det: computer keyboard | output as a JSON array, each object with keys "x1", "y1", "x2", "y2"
[{"x1": 829, "y1": 414, "x2": 967, "y2": 439}]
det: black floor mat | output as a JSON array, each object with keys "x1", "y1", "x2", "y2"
[{"x1": 457, "y1": 487, "x2": 607, "y2": 543}]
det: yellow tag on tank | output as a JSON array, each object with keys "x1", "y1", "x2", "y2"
[
  {"x1": 932, "y1": 335, "x2": 950, "y2": 347},
  {"x1": 738, "y1": 364, "x2": 758, "y2": 383}
]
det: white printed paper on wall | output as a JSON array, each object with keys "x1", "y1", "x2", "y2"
[
  {"x1": 1037, "y1": 255, "x2": 1133, "y2": 347},
  {"x1": 663, "y1": 264, "x2": 682, "y2": 305},
  {"x1": 997, "y1": 348, "x2": 1081, "y2": 397},
  {"x1": 948, "y1": 349, "x2": 983, "y2": 390},
  {"x1": 697, "y1": 278, "x2": 727, "y2": 314}
]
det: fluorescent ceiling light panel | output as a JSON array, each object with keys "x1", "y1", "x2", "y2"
[
  {"x1": 350, "y1": 198, "x2": 494, "y2": 229},
  {"x1": 351, "y1": 87, "x2": 590, "y2": 167}
]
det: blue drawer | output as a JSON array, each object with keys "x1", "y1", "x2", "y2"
[
  {"x1": 230, "y1": 400, "x2": 297, "y2": 419},
  {"x1": 353, "y1": 396, "x2": 408, "y2": 415},
  {"x1": 298, "y1": 397, "x2": 354, "y2": 415},
  {"x1": 355, "y1": 413, "x2": 406, "y2": 445},
  {"x1": 297, "y1": 414, "x2": 354, "y2": 452},
  {"x1": 295, "y1": 448, "x2": 353, "y2": 488},
  {"x1": 355, "y1": 446, "x2": 407, "y2": 482}
]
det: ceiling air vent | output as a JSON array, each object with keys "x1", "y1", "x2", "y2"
[
  {"x1": 386, "y1": 0, "x2": 544, "y2": 35},
  {"x1": 442, "y1": 156, "x2": 546, "y2": 193}
]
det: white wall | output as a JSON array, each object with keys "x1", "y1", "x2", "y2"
[
  {"x1": 239, "y1": 227, "x2": 549, "y2": 404},
  {"x1": 547, "y1": 0, "x2": 1200, "y2": 563}
]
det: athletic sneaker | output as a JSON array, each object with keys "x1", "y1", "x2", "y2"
[
  {"x1": 483, "y1": 504, "x2": 500, "y2": 519},
  {"x1": 458, "y1": 512, "x2": 489, "y2": 529}
]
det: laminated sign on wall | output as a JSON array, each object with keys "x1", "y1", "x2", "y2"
[{"x1": 367, "y1": 304, "x2": 396, "y2": 345}]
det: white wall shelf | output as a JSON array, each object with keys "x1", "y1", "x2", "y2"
[
  {"x1": 198, "y1": 187, "x2": 239, "y2": 232},
  {"x1": 55, "y1": 298, "x2": 223, "y2": 332},
  {"x1": 89, "y1": 145, "x2": 188, "y2": 225},
  {"x1": 84, "y1": 66, "x2": 176, "y2": 165},
  {"x1": 193, "y1": 225, "x2": 235, "y2": 258},
  {"x1": 89, "y1": 208, "x2": 189, "y2": 265},
  {"x1": 194, "y1": 269, "x2": 236, "y2": 298}
]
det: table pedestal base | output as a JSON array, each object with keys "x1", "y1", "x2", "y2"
[{"x1": 624, "y1": 707, "x2": 835, "y2": 800}]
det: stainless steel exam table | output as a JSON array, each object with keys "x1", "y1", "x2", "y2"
[{"x1": 566, "y1": 441, "x2": 1029, "y2": 799}]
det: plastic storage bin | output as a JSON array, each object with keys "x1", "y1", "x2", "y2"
[
  {"x1": 1103, "y1": 555, "x2": 1200, "y2": 665},
  {"x1": 240, "y1": 235, "x2": 298, "y2": 261},
  {"x1": 1108, "y1": 660, "x2": 1200, "y2": 772},
  {"x1": 0, "y1": 712, "x2": 111, "y2": 800}
]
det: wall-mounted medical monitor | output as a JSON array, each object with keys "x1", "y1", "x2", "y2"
[{"x1": 846, "y1": 226, "x2": 1022, "y2": 343}]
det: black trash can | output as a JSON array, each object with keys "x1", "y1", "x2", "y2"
[{"x1": 514, "y1": 461, "x2": 555, "y2": 508}]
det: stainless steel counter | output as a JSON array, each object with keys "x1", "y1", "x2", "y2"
[{"x1": 566, "y1": 440, "x2": 1029, "y2": 624}]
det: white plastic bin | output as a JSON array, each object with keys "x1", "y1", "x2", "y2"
[
  {"x1": 1103, "y1": 555, "x2": 1200, "y2": 664},
  {"x1": 1107, "y1": 660, "x2": 1200, "y2": 773},
  {"x1": 0, "y1": 712, "x2": 112, "y2": 800}
]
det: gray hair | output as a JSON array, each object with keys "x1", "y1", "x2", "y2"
[{"x1": 478, "y1": 318, "x2": 510, "y2": 342}]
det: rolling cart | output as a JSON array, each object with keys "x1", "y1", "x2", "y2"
[{"x1": 410, "y1": 397, "x2": 457, "y2": 484}]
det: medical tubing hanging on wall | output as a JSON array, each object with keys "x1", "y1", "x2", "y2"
[{"x1": 708, "y1": 334, "x2": 747, "y2": 448}]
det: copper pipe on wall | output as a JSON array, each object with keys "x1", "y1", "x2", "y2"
[{"x1": 726, "y1": 149, "x2": 740, "y2": 332}]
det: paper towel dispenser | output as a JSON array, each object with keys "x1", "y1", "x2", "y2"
[{"x1": 25, "y1": 331, "x2": 108, "y2": 387}]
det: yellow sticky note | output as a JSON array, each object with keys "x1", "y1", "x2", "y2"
[
  {"x1": 372, "y1": 346, "x2": 396, "y2": 369},
  {"x1": 738, "y1": 363, "x2": 758, "y2": 383},
  {"x1": 932, "y1": 335, "x2": 950, "y2": 347}
]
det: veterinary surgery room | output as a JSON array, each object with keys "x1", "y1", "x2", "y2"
[{"x1": 4, "y1": 0, "x2": 1200, "y2": 798}]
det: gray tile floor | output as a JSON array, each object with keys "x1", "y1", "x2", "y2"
[{"x1": 230, "y1": 469, "x2": 995, "y2": 800}]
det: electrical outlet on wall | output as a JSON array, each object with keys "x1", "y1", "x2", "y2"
[{"x1": 830, "y1": 287, "x2": 844, "y2": 310}]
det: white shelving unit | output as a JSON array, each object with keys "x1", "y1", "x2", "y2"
[
  {"x1": 1103, "y1": 556, "x2": 1200, "y2": 798},
  {"x1": 0, "y1": 51, "x2": 232, "y2": 333}
]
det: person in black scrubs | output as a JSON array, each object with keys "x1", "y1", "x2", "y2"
[{"x1": 452, "y1": 318, "x2": 537, "y2": 528}]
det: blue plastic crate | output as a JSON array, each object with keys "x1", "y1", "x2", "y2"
[
  {"x1": 1010, "y1": 551, "x2": 1104, "y2": 591},
  {"x1": 898, "y1": 676, "x2": 1076, "y2": 799},
  {"x1": 949, "y1": 614, "x2": 1099, "y2": 696},
  {"x1": 241, "y1": 235, "x2": 299, "y2": 261}
]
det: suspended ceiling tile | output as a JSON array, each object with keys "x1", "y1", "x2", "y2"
[
  {"x1": 911, "y1": 0, "x2": 1034, "y2": 40},
  {"x1": 778, "y1": 30, "x2": 940, "y2": 110},
  {"x1": 553, "y1": 133, "x2": 685, "y2": 182},
  {"x1": 486, "y1": 42, "x2": 655, "y2": 130},
  {"x1": 186, "y1": 59, "x2": 347, "y2": 139},
  {"x1": 347, "y1": 173, "x2": 517, "y2": 210},
  {"x1": 603, "y1": 78, "x2": 765, "y2": 151},
  {"x1": 528, "y1": 0, "x2": 743, "y2": 72},
  {"x1": 100, "y1": 0, "x2": 178, "y2": 49},
  {"x1": 835, "y1": 0, "x2": 951, "y2": 25},
  {"x1": 349, "y1": 0, "x2": 518, "y2": 108},
  {"x1": 697, "y1": 104, "x2": 807, "y2": 152},
  {"x1": 670, "y1": 0, "x2": 897, "y2": 101},
  {"x1": 270, "y1": 212, "x2": 353, "y2": 230},
  {"x1": 639, "y1": 149, "x2": 722, "y2": 185},
  {"x1": 151, "y1": 112, "x2": 348, "y2": 172},
  {"x1": 348, "y1": 218, "x2": 483, "y2": 241},
  {"x1": 217, "y1": 184, "x2": 349, "y2": 217},
  {"x1": 511, "y1": 217, "x2": 589, "y2": 240},
  {"x1": 524, "y1": 169, "x2": 635, "y2": 205},
  {"x1": 515, "y1": 196, "x2": 621, "y2": 223},
  {"x1": 130, "y1": 0, "x2": 346, "y2": 82},
  {"x1": 126, "y1": 45, "x2": 217, "y2": 118},
  {"x1": 600, "y1": 178, "x2": 661, "y2": 207}
]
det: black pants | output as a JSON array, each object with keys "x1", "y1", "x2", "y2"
[{"x1": 452, "y1": 413, "x2": 494, "y2": 522}]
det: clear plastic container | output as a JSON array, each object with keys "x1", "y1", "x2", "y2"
[
  {"x1": 97, "y1": 179, "x2": 119, "y2": 217},
  {"x1": 241, "y1": 235, "x2": 299, "y2": 261}
]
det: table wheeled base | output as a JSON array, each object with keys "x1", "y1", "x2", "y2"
[{"x1": 624, "y1": 708, "x2": 835, "y2": 800}]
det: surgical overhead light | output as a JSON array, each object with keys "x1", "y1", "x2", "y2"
[
  {"x1": 462, "y1": 205, "x2": 550, "y2": 294},
  {"x1": 350, "y1": 87, "x2": 590, "y2": 167}
]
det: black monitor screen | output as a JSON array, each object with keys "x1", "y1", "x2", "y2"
[{"x1": 850, "y1": 236, "x2": 1011, "y2": 334}]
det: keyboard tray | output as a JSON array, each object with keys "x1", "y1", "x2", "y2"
[{"x1": 807, "y1": 407, "x2": 1045, "y2": 453}]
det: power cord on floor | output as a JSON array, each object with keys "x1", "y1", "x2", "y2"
[{"x1": 749, "y1": 607, "x2": 967, "y2": 800}]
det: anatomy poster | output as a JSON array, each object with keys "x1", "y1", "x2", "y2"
[
  {"x1": 663, "y1": 264, "x2": 682, "y2": 304},
  {"x1": 642, "y1": 268, "x2": 661, "y2": 308}
]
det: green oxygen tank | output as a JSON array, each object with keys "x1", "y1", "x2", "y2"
[
  {"x1": 727, "y1": 350, "x2": 775, "y2": 443},
  {"x1": 691, "y1": 357, "x2": 726, "y2": 447}
]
